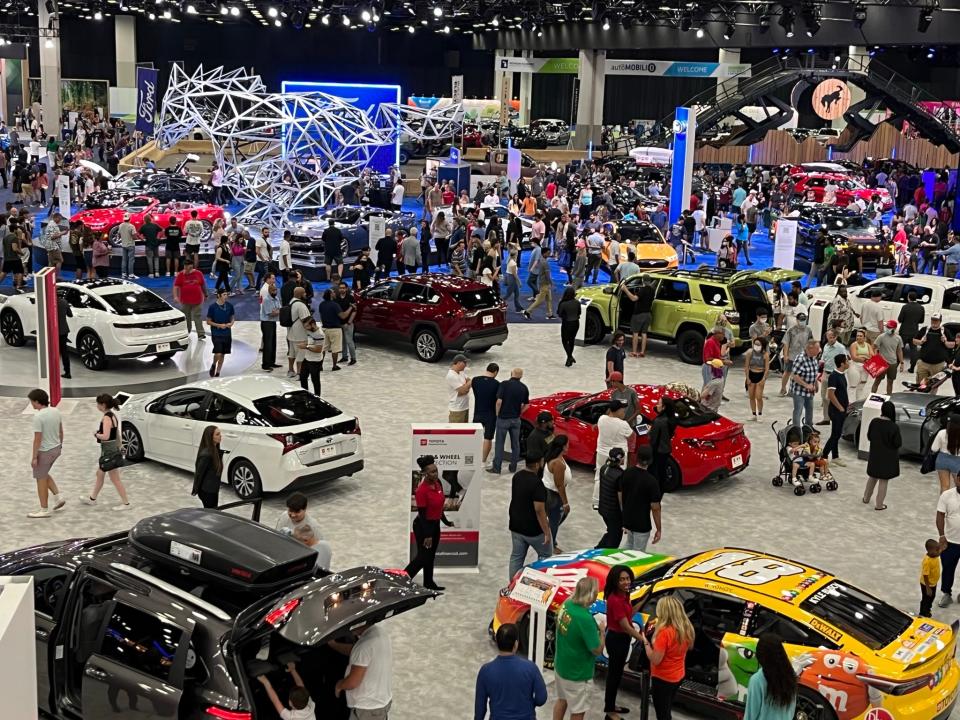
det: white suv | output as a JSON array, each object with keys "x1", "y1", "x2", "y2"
[
  {"x1": 0, "y1": 278, "x2": 189, "y2": 371},
  {"x1": 805, "y1": 275, "x2": 960, "y2": 336}
]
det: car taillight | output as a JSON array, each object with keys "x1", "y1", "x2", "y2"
[
  {"x1": 269, "y1": 433, "x2": 307, "y2": 454},
  {"x1": 346, "y1": 420, "x2": 361, "y2": 435},
  {"x1": 684, "y1": 438, "x2": 716, "y2": 449},
  {"x1": 205, "y1": 708, "x2": 252, "y2": 720},
  {"x1": 264, "y1": 598, "x2": 301, "y2": 627}
]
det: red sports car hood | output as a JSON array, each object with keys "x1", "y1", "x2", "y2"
[{"x1": 72, "y1": 207, "x2": 124, "y2": 227}]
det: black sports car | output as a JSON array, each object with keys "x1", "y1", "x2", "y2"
[
  {"x1": 289, "y1": 205, "x2": 417, "y2": 267},
  {"x1": 84, "y1": 155, "x2": 212, "y2": 209},
  {"x1": 793, "y1": 202, "x2": 886, "y2": 265}
]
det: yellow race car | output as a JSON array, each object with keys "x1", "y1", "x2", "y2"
[{"x1": 490, "y1": 547, "x2": 959, "y2": 720}]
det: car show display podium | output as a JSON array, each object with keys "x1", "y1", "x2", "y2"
[
  {"x1": 0, "y1": 577, "x2": 38, "y2": 720},
  {"x1": 858, "y1": 393, "x2": 888, "y2": 460}
]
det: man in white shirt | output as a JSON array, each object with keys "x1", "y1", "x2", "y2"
[
  {"x1": 859, "y1": 289, "x2": 886, "y2": 343},
  {"x1": 210, "y1": 165, "x2": 224, "y2": 205},
  {"x1": 446, "y1": 353, "x2": 471, "y2": 422},
  {"x1": 27, "y1": 388, "x2": 65, "y2": 518},
  {"x1": 332, "y1": 622, "x2": 393, "y2": 719},
  {"x1": 937, "y1": 474, "x2": 960, "y2": 608},
  {"x1": 279, "y1": 230, "x2": 293, "y2": 282},
  {"x1": 692, "y1": 206, "x2": 707, "y2": 250},
  {"x1": 592, "y1": 400, "x2": 633, "y2": 507},
  {"x1": 285, "y1": 286, "x2": 312, "y2": 378},
  {"x1": 391, "y1": 179, "x2": 404, "y2": 211}
]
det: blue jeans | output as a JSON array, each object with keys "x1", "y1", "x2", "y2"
[
  {"x1": 122, "y1": 245, "x2": 135, "y2": 276},
  {"x1": 792, "y1": 394, "x2": 814, "y2": 428},
  {"x1": 503, "y1": 274, "x2": 522, "y2": 311},
  {"x1": 492, "y1": 417, "x2": 521, "y2": 473},
  {"x1": 526, "y1": 271, "x2": 539, "y2": 297},
  {"x1": 622, "y1": 530, "x2": 651, "y2": 551},
  {"x1": 509, "y1": 531, "x2": 552, "y2": 580}
]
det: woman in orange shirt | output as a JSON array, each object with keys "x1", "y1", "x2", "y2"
[
  {"x1": 640, "y1": 596, "x2": 695, "y2": 719},
  {"x1": 521, "y1": 194, "x2": 537, "y2": 217}
]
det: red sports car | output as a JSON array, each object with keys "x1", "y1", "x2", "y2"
[
  {"x1": 70, "y1": 195, "x2": 225, "y2": 242},
  {"x1": 521, "y1": 385, "x2": 750, "y2": 491},
  {"x1": 784, "y1": 173, "x2": 893, "y2": 211}
]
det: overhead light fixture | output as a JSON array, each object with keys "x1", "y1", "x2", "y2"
[
  {"x1": 267, "y1": 6, "x2": 278, "y2": 17},
  {"x1": 162, "y1": 9, "x2": 171, "y2": 18},
  {"x1": 93, "y1": 9, "x2": 102, "y2": 19},
  {"x1": 491, "y1": 13, "x2": 499, "y2": 26},
  {"x1": 778, "y1": 8, "x2": 794, "y2": 37},
  {"x1": 229, "y1": 5, "x2": 240, "y2": 16},
  {"x1": 442, "y1": 23, "x2": 450, "y2": 32},
  {"x1": 601, "y1": 15, "x2": 610, "y2": 30},
  {"x1": 219, "y1": 5, "x2": 228, "y2": 14},
  {"x1": 361, "y1": 8, "x2": 371, "y2": 21},
  {"x1": 724, "y1": 21, "x2": 735, "y2": 39},
  {"x1": 918, "y1": 5, "x2": 934, "y2": 32},
  {"x1": 274, "y1": 18, "x2": 281, "y2": 26},
  {"x1": 342, "y1": 13, "x2": 350, "y2": 24},
  {"x1": 321, "y1": 12, "x2": 329, "y2": 23},
  {"x1": 149, "y1": 11, "x2": 156, "y2": 19},
  {"x1": 695, "y1": 27, "x2": 704, "y2": 38},
  {"x1": 407, "y1": 23, "x2": 414, "y2": 32},
  {"x1": 185, "y1": 4, "x2": 197, "y2": 14},
  {"x1": 432, "y1": 4, "x2": 442, "y2": 17},
  {"x1": 853, "y1": 3, "x2": 866, "y2": 27}
]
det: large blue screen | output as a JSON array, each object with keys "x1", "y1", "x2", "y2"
[{"x1": 281, "y1": 80, "x2": 401, "y2": 175}]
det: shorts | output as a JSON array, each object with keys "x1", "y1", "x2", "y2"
[
  {"x1": 748, "y1": 369, "x2": 765, "y2": 384},
  {"x1": 325, "y1": 253, "x2": 344, "y2": 265},
  {"x1": 211, "y1": 336, "x2": 232, "y2": 355},
  {"x1": 287, "y1": 339, "x2": 303, "y2": 360},
  {"x1": 33, "y1": 445, "x2": 61, "y2": 479},
  {"x1": 72, "y1": 249, "x2": 87, "y2": 270},
  {"x1": 322, "y1": 327, "x2": 343, "y2": 353},
  {"x1": 935, "y1": 452, "x2": 960, "y2": 475},
  {"x1": 165, "y1": 244, "x2": 181, "y2": 257},
  {"x1": 2, "y1": 258, "x2": 24, "y2": 274},
  {"x1": 630, "y1": 311, "x2": 651, "y2": 334},
  {"x1": 185, "y1": 243, "x2": 200, "y2": 255},
  {"x1": 243, "y1": 261, "x2": 255, "y2": 273},
  {"x1": 448, "y1": 409, "x2": 469, "y2": 423},
  {"x1": 878, "y1": 362, "x2": 898, "y2": 381},
  {"x1": 784, "y1": 359, "x2": 794, "y2": 372},
  {"x1": 555, "y1": 676, "x2": 591, "y2": 714},
  {"x1": 47, "y1": 248, "x2": 63, "y2": 264},
  {"x1": 475, "y1": 414, "x2": 496, "y2": 440}
]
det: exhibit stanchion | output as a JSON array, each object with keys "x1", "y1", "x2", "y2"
[
  {"x1": 0, "y1": 576, "x2": 38, "y2": 719},
  {"x1": 34, "y1": 267, "x2": 61, "y2": 406},
  {"x1": 509, "y1": 567, "x2": 561, "y2": 682},
  {"x1": 576, "y1": 297, "x2": 592, "y2": 346},
  {"x1": 409, "y1": 424, "x2": 484, "y2": 573}
]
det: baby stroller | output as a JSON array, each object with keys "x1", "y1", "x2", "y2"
[
  {"x1": 902, "y1": 368, "x2": 953, "y2": 393},
  {"x1": 770, "y1": 421, "x2": 838, "y2": 496},
  {"x1": 767, "y1": 329, "x2": 785, "y2": 375}
]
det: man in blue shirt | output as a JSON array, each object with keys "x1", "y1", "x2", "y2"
[
  {"x1": 474, "y1": 623, "x2": 547, "y2": 720},
  {"x1": 206, "y1": 288, "x2": 235, "y2": 377},
  {"x1": 491, "y1": 368, "x2": 530, "y2": 474}
]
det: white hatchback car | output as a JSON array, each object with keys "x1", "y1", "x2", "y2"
[
  {"x1": 118, "y1": 376, "x2": 364, "y2": 498},
  {"x1": 0, "y1": 278, "x2": 188, "y2": 370}
]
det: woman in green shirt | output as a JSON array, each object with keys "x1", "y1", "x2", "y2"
[
  {"x1": 743, "y1": 633, "x2": 797, "y2": 720},
  {"x1": 554, "y1": 576, "x2": 605, "y2": 720}
]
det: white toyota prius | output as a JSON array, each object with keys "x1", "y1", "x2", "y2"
[{"x1": 117, "y1": 376, "x2": 363, "y2": 498}]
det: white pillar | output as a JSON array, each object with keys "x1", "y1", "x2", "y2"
[
  {"x1": 115, "y1": 15, "x2": 137, "y2": 89},
  {"x1": 38, "y1": 0, "x2": 61, "y2": 129},
  {"x1": 574, "y1": 49, "x2": 605, "y2": 151},
  {"x1": 518, "y1": 50, "x2": 533, "y2": 125}
]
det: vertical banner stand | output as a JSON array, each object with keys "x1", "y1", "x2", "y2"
[
  {"x1": 509, "y1": 568, "x2": 562, "y2": 683},
  {"x1": 668, "y1": 106, "x2": 697, "y2": 228},
  {"x1": 34, "y1": 267, "x2": 61, "y2": 406}
]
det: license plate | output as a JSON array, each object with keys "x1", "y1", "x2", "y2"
[
  {"x1": 156, "y1": 343, "x2": 171, "y2": 352},
  {"x1": 482, "y1": 315, "x2": 493, "y2": 325},
  {"x1": 318, "y1": 444, "x2": 338, "y2": 459},
  {"x1": 731, "y1": 454, "x2": 743, "y2": 468}
]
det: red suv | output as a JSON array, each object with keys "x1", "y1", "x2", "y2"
[{"x1": 353, "y1": 273, "x2": 508, "y2": 362}]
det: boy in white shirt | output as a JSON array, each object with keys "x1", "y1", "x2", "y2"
[{"x1": 257, "y1": 661, "x2": 316, "y2": 720}]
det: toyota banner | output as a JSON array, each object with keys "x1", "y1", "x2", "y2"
[{"x1": 135, "y1": 66, "x2": 158, "y2": 135}]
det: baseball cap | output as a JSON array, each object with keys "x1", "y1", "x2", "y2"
[
  {"x1": 885, "y1": 319, "x2": 898, "y2": 328},
  {"x1": 608, "y1": 371, "x2": 624, "y2": 382},
  {"x1": 452, "y1": 353, "x2": 468, "y2": 364},
  {"x1": 536, "y1": 411, "x2": 553, "y2": 423}
]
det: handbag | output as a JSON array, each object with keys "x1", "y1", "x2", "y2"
[
  {"x1": 98, "y1": 437, "x2": 125, "y2": 472},
  {"x1": 863, "y1": 353, "x2": 890, "y2": 379},
  {"x1": 921, "y1": 451, "x2": 939, "y2": 475}
]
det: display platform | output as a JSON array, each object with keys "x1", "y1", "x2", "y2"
[{"x1": 0, "y1": 336, "x2": 259, "y2": 398}]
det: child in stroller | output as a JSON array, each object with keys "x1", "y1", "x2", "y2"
[
  {"x1": 771, "y1": 422, "x2": 839, "y2": 496},
  {"x1": 902, "y1": 367, "x2": 953, "y2": 394}
]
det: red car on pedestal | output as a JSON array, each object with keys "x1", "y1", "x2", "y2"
[
  {"x1": 520, "y1": 385, "x2": 750, "y2": 491},
  {"x1": 783, "y1": 173, "x2": 894, "y2": 211},
  {"x1": 70, "y1": 195, "x2": 226, "y2": 243}
]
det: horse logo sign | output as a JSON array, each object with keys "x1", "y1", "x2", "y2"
[{"x1": 812, "y1": 79, "x2": 852, "y2": 121}]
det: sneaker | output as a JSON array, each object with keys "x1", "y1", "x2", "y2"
[
  {"x1": 209, "y1": 362, "x2": 216, "y2": 377},
  {"x1": 27, "y1": 508, "x2": 52, "y2": 518},
  {"x1": 113, "y1": 503, "x2": 132, "y2": 511},
  {"x1": 82, "y1": 496, "x2": 97, "y2": 506},
  {"x1": 939, "y1": 592, "x2": 953, "y2": 608},
  {"x1": 286, "y1": 370, "x2": 296, "y2": 378},
  {"x1": 832, "y1": 458, "x2": 846, "y2": 467},
  {"x1": 52, "y1": 497, "x2": 66, "y2": 511}
]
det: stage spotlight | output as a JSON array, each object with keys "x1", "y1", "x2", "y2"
[
  {"x1": 321, "y1": 12, "x2": 329, "y2": 23},
  {"x1": 442, "y1": 23, "x2": 450, "y2": 32},
  {"x1": 342, "y1": 12, "x2": 350, "y2": 24},
  {"x1": 407, "y1": 23, "x2": 414, "y2": 31},
  {"x1": 267, "y1": 6, "x2": 278, "y2": 17},
  {"x1": 853, "y1": 3, "x2": 866, "y2": 27},
  {"x1": 679, "y1": 10, "x2": 691, "y2": 31},
  {"x1": 724, "y1": 22, "x2": 735, "y2": 39},
  {"x1": 185, "y1": 3, "x2": 197, "y2": 13},
  {"x1": 361, "y1": 8, "x2": 371, "y2": 21},
  {"x1": 695, "y1": 27, "x2": 703, "y2": 38},
  {"x1": 229, "y1": 5, "x2": 240, "y2": 16},
  {"x1": 601, "y1": 15, "x2": 610, "y2": 30},
  {"x1": 162, "y1": 8, "x2": 171, "y2": 18},
  {"x1": 219, "y1": 5, "x2": 228, "y2": 15},
  {"x1": 918, "y1": 6, "x2": 933, "y2": 32},
  {"x1": 566, "y1": 1, "x2": 582, "y2": 20},
  {"x1": 778, "y1": 8, "x2": 794, "y2": 37},
  {"x1": 274, "y1": 18, "x2": 281, "y2": 26},
  {"x1": 491, "y1": 13, "x2": 499, "y2": 26},
  {"x1": 432, "y1": 4, "x2": 442, "y2": 17},
  {"x1": 93, "y1": 9, "x2": 102, "y2": 19}
]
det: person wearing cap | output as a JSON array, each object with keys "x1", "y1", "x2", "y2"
[
  {"x1": 507, "y1": 449, "x2": 552, "y2": 579},
  {"x1": 492, "y1": 369, "x2": 530, "y2": 475},
  {"x1": 871, "y1": 319, "x2": 905, "y2": 394},
  {"x1": 592, "y1": 400, "x2": 632, "y2": 509},
  {"x1": 117, "y1": 212, "x2": 139, "y2": 280},
  {"x1": 779, "y1": 312, "x2": 813, "y2": 396},
  {"x1": 524, "y1": 411, "x2": 555, "y2": 464},
  {"x1": 205, "y1": 288, "x2": 235, "y2": 377},
  {"x1": 914, "y1": 313, "x2": 955, "y2": 384},
  {"x1": 702, "y1": 326, "x2": 730, "y2": 389},
  {"x1": 446, "y1": 354, "x2": 472, "y2": 423},
  {"x1": 859, "y1": 289, "x2": 886, "y2": 344}
]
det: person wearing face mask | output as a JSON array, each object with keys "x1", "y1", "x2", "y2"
[
  {"x1": 871, "y1": 320, "x2": 905, "y2": 394},
  {"x1": 744, "y1": 336, "x2": 770, "y2": 420},
  {"x1": 779, "y1": 312, "x2": 812, "y2": 397},
  {"x1": 827, "y1": 285, "x2": 857, "y2": 344}
]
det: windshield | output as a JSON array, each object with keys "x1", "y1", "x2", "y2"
[
  {"x1": 453, "y1": 288, "x2": 500, "y2": 310},
  {"x1": 252, "y1": 391, "x2": 343, "y2": 427},
  {"x1": 666, "y1": 396, "x2": 719, "y2": 427},
  {"x1": 100, "y1": 288, "x2": 170, "y2": 315},
  {"x1": 800, "y1": 581, "x2": 912, "y2": 650},
  {"x1": 625, "y1": 224, "x2": 664, "y2": 243}
]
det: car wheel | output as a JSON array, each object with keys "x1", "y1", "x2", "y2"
[
  {"x1": 676, "y1": 328, "x2": 705, "y2": 365},
  {"x1": 795, "y1": 687, "x2": 837, "y2": 720},
  {"x1": 108, "y1": 225, "x2": 120, "y2": 243},
  {"x1": 0, "y1": 309, "x2": 25, "y2": 346},
  {"x1": 660, "y1": 458, "x2": 682, "y2": 492},
  {"x1": 230, "y1": 459, "x2": 263, "y2": 499},
  {"x1": 413, "y1": 328, "x2": 443, "y2": 363},
  {"x1": 399, "y1": 148, "x2": 411, "y2": 165},
  {"x1": 78, "y1": 332, "x2": 109, "y2": 371},
  {"x1": 121, "y1": 423, "x2": 145, "y2": 462},
  {"x1": 199, "y1": 220, "x2": 213, "y2": 241},
  {"x1": 584, "y1": 309, "x2": 606, "y2": 345},
  {"x1": 516, "y1": 611, "x2": 556, "y2": 664}
]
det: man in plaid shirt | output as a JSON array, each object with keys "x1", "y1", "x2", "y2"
[{"x1": 790, "y1": 338, "x2": 822, "y2": 428}]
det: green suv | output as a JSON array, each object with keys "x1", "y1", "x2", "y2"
[{"x1": 577, "y1": 267, "x2": 803, "y2": 364}]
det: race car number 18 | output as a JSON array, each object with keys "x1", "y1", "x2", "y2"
[{"x1": 687, "y1": 551, "x2": 805, "y2": 586}]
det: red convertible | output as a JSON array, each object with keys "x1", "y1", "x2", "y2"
[
  {"x1": 70, "y1": 195, "x2": 225, "y2": 242},
  {"x1": 784, "y1": 173, "x2": 894, "y2": 211},
  {"x1": 521, "y1": 385, "x2": 750, "y2": 491}
]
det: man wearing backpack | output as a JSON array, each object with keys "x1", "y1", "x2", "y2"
[{"x1": 283, "y1": 286, "x2": 312, "y2": 378}]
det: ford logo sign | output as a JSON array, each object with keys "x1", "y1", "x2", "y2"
[{"x1": 672, "y1": 119, "x2": 687, "y2": 134}]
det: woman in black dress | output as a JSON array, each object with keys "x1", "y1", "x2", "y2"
[
  {"x1": 192, "y1": 425, "x2": 224, "y2": 509},
  {"x1": 557, "y1": 286, "x2": 582, "y2": 367},
  {"x1": 862, "y1": 400, "x2": 902, "y2": 511}
]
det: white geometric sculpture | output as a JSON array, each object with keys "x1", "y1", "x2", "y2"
[{"x1": 156, "y1": 64, "x2": 462, "y2": 227}]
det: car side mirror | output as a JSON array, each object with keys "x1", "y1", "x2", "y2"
[{"x1": 560, "y1": 407, "x2": 572, "y2": 419}]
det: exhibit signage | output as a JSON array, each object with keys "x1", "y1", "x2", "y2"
[
  {"x1": 669, "y1": 106, "x2": 697, "y2": 227},
  {"x1": 812, "y1": 79, "x2": 851, "y2": 121},
  {"x1": 499, "y1": 71, "x2": 512, "y2": 125},
  {"x1": 368, "y1": 215, "x2": 386, "y2": 245},
  {"x1": 56, "y1": 174, "x2": 70, "y2": 219},
  {"x1": 506, "y1": 146, "x2": 522, "y2": 182},
  {"x1": 135, "y1": 66, "x2": 158, "y2": 135},
  {"x1": 495, "y1": 55, "x2": 751, "y2": 78},
  {"x1": 451, "y1": 74, "x2": 464, "y2": 103},
  {"x1": 409, "y1": 424, "x2": 483, "y2": 571},
  {"x1": 773, "y1": 218, "x2": 798, "y2": 270},
  {"x1": 510, "y1": 567, "x2": 561, "y2": 612}
]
